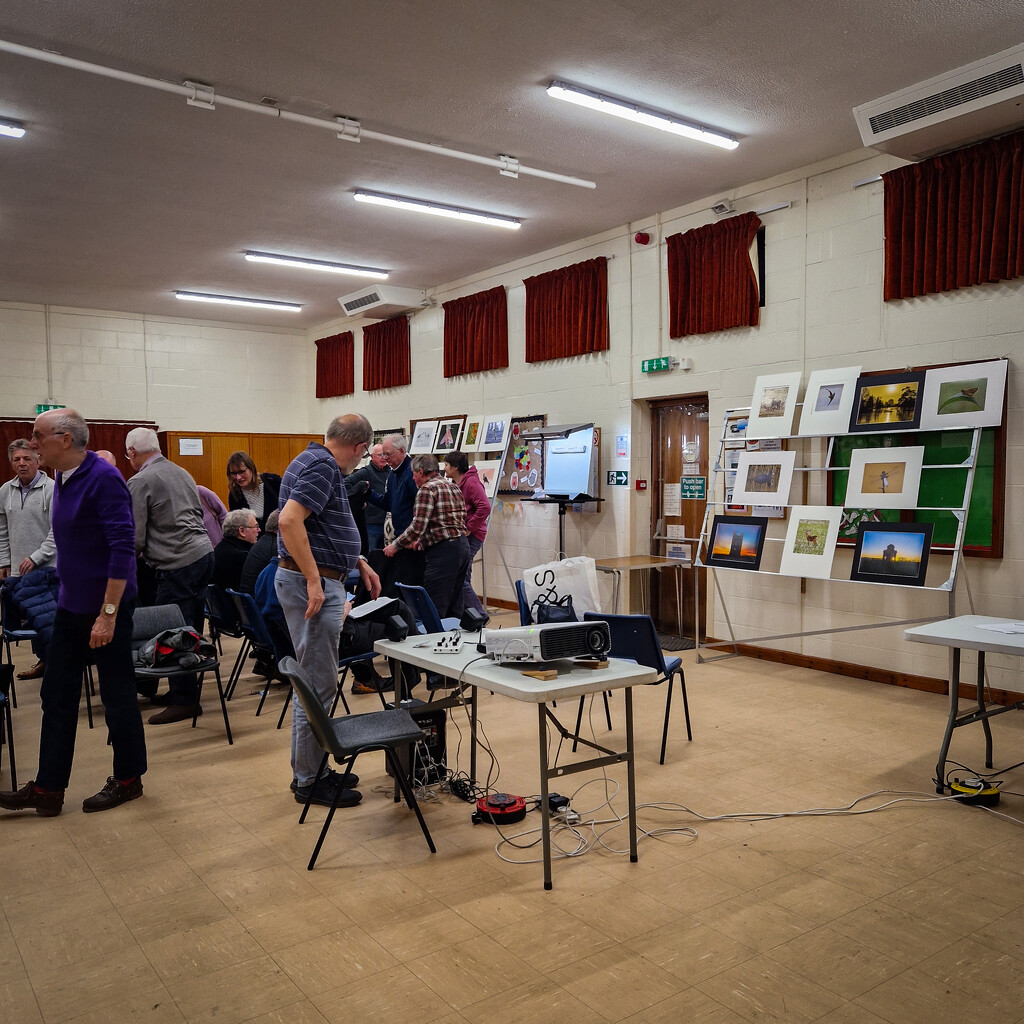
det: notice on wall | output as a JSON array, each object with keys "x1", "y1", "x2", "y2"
[
  {"x1": 667, "y1": 543, "x2": 692, "y2": 563},
  {"x1": 178, "y1": 438, "x2": 203, "y2": 456},
  {"x1": 665, "y1": 524, "x2": 684, "y2": 540},
  {"x1": 663, "y1": 482, "x2": 681, "y2": 517},
  {"x1": 616, "y1": 434, "x2": 629, "y2": 458}
]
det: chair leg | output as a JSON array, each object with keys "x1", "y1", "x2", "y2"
[
  {"x1": 335, "y1": 688, "x2": 350, "y2": 716},
  {"x1": 680, "y1": 670, "x2": 692, "y2": 742},
  {"x1": 660, "y1": 669, "x2": 692, "y2": 765},
  {"x1": 572, "y1": 696, "x2": 585, "y2": 753},
  {"x1": 213, "y1": 667, "x2": 233, "y2": 745},
  {"x1": 225, "y1": 639, "x2": 251, "y2": 700},
  {"x1": 384, "y1": 747, "x2": 436, "y2": 853},
  {"x1": 299, "y1": 753, "x2": 330, "y2": 824},
  {"x1": 602, "y1": 690, "x2": 613, "y2": 731},
  {"x1": 329, "y1": 668, "x2": 348, "y2": 717},
  {"x1": 306, "y1": 753, "x2": 358, "y2": 871},
  {"x1": 2, "y1": 698, "x2": 15, "y2": 791},
  {"x1": 192, "y1": 674, "x2": 203, "y2": 729},
  {"x1": 255, "y1": 678, "x2": 271, "y2": 717},
  {"x1": 276, "y1": 685, "x2": 293, "y2": 729}
]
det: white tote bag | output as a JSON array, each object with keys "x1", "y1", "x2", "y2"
[{"x1": 522, "y1": 556, "x2": 600, "y2": 621}]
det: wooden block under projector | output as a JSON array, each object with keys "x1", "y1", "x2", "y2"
[
  {"x1": 575, "y1": 658, "x2": 609, "y2": 669},
  {"x1": 520, "y1": 668, "x2": 558, "y2": 680}
]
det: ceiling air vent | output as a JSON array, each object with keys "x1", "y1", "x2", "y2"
[
  {"x1": 854, "y1": 43, "x2": 1024, "y2": 160},
  {"x1": 337, "y1": 285, "x2": 428, "y2": 319}
]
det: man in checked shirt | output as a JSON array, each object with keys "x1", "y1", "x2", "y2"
[{"x1": 383, "y1": 453, "x2": 469, "y2": 619}]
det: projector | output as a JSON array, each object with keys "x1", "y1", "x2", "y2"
[{"x1": 477, "y1": 621, "x2": 611, "y2": 663}]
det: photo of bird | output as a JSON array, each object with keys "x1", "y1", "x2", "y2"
[{"x1": 937, "y1": 385, "x2": 981, "y2": 413}]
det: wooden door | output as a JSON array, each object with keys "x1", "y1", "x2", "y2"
[{"x1": 650, "y1": 396, "x2": 709, "y2": 641}]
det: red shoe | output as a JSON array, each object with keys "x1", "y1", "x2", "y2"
[{"x1": 0, "y1": 780, "x2": 64, "y2": 816}]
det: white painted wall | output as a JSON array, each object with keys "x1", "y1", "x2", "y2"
[{"x1": 0, "y1": 303, "x2": 314, "y2": 432}]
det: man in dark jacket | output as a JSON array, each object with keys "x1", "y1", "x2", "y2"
[
  {"x1": 212, "y1": 510, "x2": 259, "y2": 590},
  {"x1": 346, "y1": 444, "x2": 390, "y2": 552}
]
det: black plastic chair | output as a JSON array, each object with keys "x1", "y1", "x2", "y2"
[
  {"x1": 395, "y1": 583, "x2": 460, "y2": 634},
  {"x1": 278, "y1": 656, "x2": 436, "y2": 870},
  {"x1": 584, "y1": 611, "x2": 692, "y2": 764},
  {"x1": 205, "y1": 585, "x2": 251, "y2": 699},
  {"x1": 0, "y1": 662, "x2": 16, "y2": 790},
  {"x1": 133, "y1": 604, "x2": 233, "y2": 745},
  {"x1": 225, "y1": 589, "x2": 281, "y2": 716}
]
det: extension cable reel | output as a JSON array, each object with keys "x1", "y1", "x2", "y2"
[{"x1": 471, "y1": 791, "x2": 527, "y2": 825}]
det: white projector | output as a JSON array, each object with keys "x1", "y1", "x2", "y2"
[{"x1": 477, "y1": 621, "x2": 611, "y2": 663}]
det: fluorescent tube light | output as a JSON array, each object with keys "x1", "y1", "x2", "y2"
[
  {"x1": 353, "y1": 189, "x2": 521, "y2": 230},
  {"x1": 547, "y1": 80, "x2": 738, "y2": 150},
  {"x1": 175, "y1": 290, "x2": 301, "y2": 312},
  {"x1": 244, "y1": 250, "x2": 388, "y2": 280},
  {"x1": 0, "y1": 118, "x2": 26, "y2": 139}
]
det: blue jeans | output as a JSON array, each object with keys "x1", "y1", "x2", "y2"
[
  {"x1": 274, "y1": 566, "x2": 346, "y2": 786},
  {"x1": 462, "y1": 535, "x2": 485, "y2": 615},
  {"x1": 365, "y1": 522, "x2": 385, "y2": 554}
]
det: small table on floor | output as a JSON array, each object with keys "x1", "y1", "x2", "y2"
[
  {"x1": 904, "y1": 615, "x2": 1024, "y2": 793},
  {"x1": 595, "y1": 555, "x2": 690, "y2": 637},
  {"x1": 375, "y1": 634, "x2": 657, "y2": 889}
]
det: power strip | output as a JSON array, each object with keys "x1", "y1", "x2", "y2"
[{"x1": 433, "y1": 631, "x2": 463, "y2": 654}]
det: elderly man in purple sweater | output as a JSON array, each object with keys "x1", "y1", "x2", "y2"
[{"x1": 0, "y1": 409, "x2": 147, "y2": 817}]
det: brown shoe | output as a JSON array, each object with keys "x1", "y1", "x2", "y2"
[
  {"x1": 0, "y1": 780, "x2": 64, "y2": 816},
  {"x1": 82, "y1": 777, "x2": 143, "y2": 813},
  {"x1": 16, "y1": 660, "x2": 45, "y2": 680},
  {"x1": 148, "y1": 704, "x2": 201, "y2": 724}
]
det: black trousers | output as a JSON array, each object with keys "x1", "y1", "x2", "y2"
[
  {"x1": 37, "y1": 601, "x2": 147, "y2": 791},
  {"x1": 154, "y1": 551, "x2": 214, "y2": 703},
  {"x1": 423, "y1": 536, "x2": 470, "y2": 619}
]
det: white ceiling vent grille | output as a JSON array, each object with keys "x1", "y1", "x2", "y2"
[
  {"x1": 338, "y1": 285, "x2": 428, "y2": 319},
  {"x1": 854, "y1": 43, "x2": 1024, "y2": 160}
]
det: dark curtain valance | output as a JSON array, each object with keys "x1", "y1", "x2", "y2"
[
  {"x1": 442, "y1": 286, "x2": 509, "y2": 377},
  {"x1": 524, "y1": 256, "x2": 609, "y2": 362},
  {"x1": 667, "y1": 211, "x2": 762, "y2": 337},
  {"x1": 883, "y1": 129, "x2": 1024, "y2": 301},
  {"x1": 362, "y1": 316, "x2": 411, "y2": 391},
  {"x1": 314, "y1": 331, "x2": 354, "y2": 398}
]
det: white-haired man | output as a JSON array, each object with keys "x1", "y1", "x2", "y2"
[{"x1": 125, "y1": 427, "x2": 213, "y2": 723}]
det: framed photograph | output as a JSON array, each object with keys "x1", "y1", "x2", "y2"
[
  {"x1": 475, "y1": 459, "x2": 501, "y2": 499},
  {"x1": 462, "y1": 416, "x2": 484, "y2": 452},
  {"x1": 778, "y1": 506, "x2": 844, "y2": 579},
  {"x1": 918, "y1": 358, "x2": 1008, "y2": 431},
  {"x1": 705, "y1": 514, "x2": 768, "y2": 571},
  {"x1": 433, "y1": 416, "x2": 465, "y2": 454},
  {"x1": 479, "y1": 414, "x2": 512, "y2": 452},
  {"x1": 746, "y1": 372, "x2": 802, "y2": 439},
  {"x1": 797, "y1": 365, "x2": 861, "y2": 436},
  {"x1": 850, "y1": 521, "x2": 933, "y2": 586},
  {"x1": 849, "y1": 371, "x2": 926, "y2": 432},
  {"x1": 731, "y1": 449, "x2": 796, "y2": 506},
  {"x1": 844, "y1": 446, "x2": 924, "y2": 509},
  {"x1": 372, "y1": 426, "x2": 402, "y2": 448},
  {"x1": 409, "y1": 420, "x2": 438, "y2": 455}
]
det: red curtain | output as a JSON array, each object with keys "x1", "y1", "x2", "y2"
[
  {"x1": 314, "y1": 332, "x2": 354, "y2": 398},
  {"x1": 362, "y1": 316, "x2": 411, "y2": 391},
  {"x1": 524, "y1": 257, "x2": 609, "y2": 362},
  {"x1": 0, "y1": 418, "x2": 155, "y2": 480},
  {"x1": 667, "y1": 211, "x2": 762, "y2": 337},
  {"x1": 442, "y1": 286, "x2": 509, "y2": 377},
  {"x1": 883, "y1": 130, "x2": 1024, "y2": 301}
]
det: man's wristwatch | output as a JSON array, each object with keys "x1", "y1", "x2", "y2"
[{"x1": 101, "y1": 603, "x2": 118, "y2": 616}]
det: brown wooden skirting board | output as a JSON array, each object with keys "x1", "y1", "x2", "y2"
[{"x1": 703, "y1": 637, "x2": 1024, "y2": 708}]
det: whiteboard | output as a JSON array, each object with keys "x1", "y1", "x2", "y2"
[{"x1": 544, "y1": 425, "x2": 597, "y2": 498}]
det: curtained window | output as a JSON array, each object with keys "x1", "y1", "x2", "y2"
[
  {"x1": 442, "y1": 286, "x2": 508, "y2": 377},
  {"x1": 883, "y1": 129, "x2": 1024, "y2": 301},
  {"x1": 362, "y1": 316, "x2": 411, "y2": 391},
  {"x1": 667, "y1": 211, "x2": 762, "y2": 338},
  {"x1": 314, "y1": 332, "x2": 354, "y2": 399},
  {"x1": 524, "y1": 256, "x2": 609, "y2": 362}
]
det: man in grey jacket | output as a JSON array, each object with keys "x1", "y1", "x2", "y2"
[
  {"x1": 0, "y1": 439, "x2": 57, "y2": 679},
  {"x1": 125, "y1": 428, "x2": 214, "y2": 724}
]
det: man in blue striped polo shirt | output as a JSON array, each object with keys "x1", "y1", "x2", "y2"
[{"x1": 275, "y1": 414, "x2": 381, "y2": 808}]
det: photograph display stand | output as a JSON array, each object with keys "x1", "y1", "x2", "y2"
[{"x1": 694, "y1": 404, "x2": 984, "y2": 665}]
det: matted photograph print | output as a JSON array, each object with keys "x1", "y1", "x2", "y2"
[
  {"x1": 797, "y1": 365, "x2": 861, "y2": 436},
  {"x1": 462, "y1": 416, "x2": 484, "y2": 452},
  {"x1": 849, "y1": 371, "x2": 925, "y2": 432},
  {"x1": 479, "y1": 414, "x2": 512, "y2": 451},
  {"x1": 475, "y1": 459, "x2": 501, "y2": 499},
  {"x1": 844, "y1": 446, "x2": 924, "y2": 509},
  {"x1": 731, "y1": 449, "x2": 796, "y2": 506},
  {"x1": 850, "y1": 521, "x2": 933, "y2": 586},
  {"x1": 409, "y1": 420, "x2": 438, "y2": 454},
  {"x1": 705, "y1": 514, "x2": 768, "y2": 571},
  {"x1": 918, "y1": 358, "x2": 1008, "y2": 430},
  {"x1": 746, "y1": 372, "x2": 802, "y2": 439},
  {"x1": 433, "y1": 416, "x2": 465, "y2": 454},
  {"x1": 778, "y1": 506, "x2": 844, "y2": 579}
]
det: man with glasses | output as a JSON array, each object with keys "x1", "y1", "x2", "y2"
[
  {"x1": 124, "y1": 427, "x2": 214, "y2": 724},
  {"x1": 0, "y1": 410, "x2": 146, "y2": 817},
  {"x1": 212, "y1": 509, "x2": 260, "y2": 591}
]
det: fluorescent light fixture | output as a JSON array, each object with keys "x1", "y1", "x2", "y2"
[
  {"x1": 244, "y1": 250, "x2": 388, "y2": 280},
  {"x1": 853, "y1": 174, "x2": 883, "y2": 189},
  {"x1": 547, "y1": 80, "x2": 738, "y2": 150},
  {"x1": 175, "y1": 290, "x2": 301, "y2": 312},
  {"x1": 0, "y1": 118, "x2": 26, "y2": 139},
  {"x1": 353, "y1": 189, "x2": 521, "y2": 230}
]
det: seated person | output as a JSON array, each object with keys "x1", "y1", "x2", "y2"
[
  {"x1": 240, "y1": 509, "x2": 279, "y2": 594},
  {"x1": 212, "y1": 509, "x2": 259, "y2": 591}
]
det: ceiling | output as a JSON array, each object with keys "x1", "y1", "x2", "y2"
[{"x1": 0, "y1": 1, "x2": 1021, "y2": 328}]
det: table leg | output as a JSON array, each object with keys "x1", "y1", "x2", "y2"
[
  {"x1": 470, "y1": 685, "x2": 479, "y2": 783},
  {"x1": 977, "y1": 650, "x2": 994, "y2": 768},
  {"x1": 538, "y1": 702, "x2": 553, "y2": 890},
  {"x1": 934, "y1": 646, "x2": 961, "y2": 793},
  {"x1": 626, "y1": 687, "x2": 638, "y2": 863}
]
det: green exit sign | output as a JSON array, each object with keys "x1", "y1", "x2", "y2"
[
  {"x1": 606, "y1": 470, "x2": 629, "y2": 486},
  {"x1": 641, "y1": 357, "x2": 671, "y2": 373},
  {"x1": 35, "y1": 403, "x2": 66, "y2": 414}
]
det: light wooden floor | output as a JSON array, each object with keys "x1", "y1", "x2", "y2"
[{"x1": 3, "y1": 615, "x2": 1024, "y2": 1024}]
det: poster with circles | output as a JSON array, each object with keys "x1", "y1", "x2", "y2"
[{"x1": 498, "y1": 414, "x2": 546, "y2": 495}]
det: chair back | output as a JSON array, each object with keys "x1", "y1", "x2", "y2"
[
  {"x1": 583, "y1": 612, "x2": 669, "y2": 675},
  {"x1": 206, "y1": 584, "x2": 243, "y2": 636},
  {"x1": 395, "y1": 583, "x2": 445, "y2": 634},
  {"x1": 226, "y1": 589, "x2": 276, "y2": 652},
  {"x1": 278, "y1": 656, "x2": 337, "y2": 754},
  {"x1": 514, "y1": 580, "x2": 532, "y2": 625},
  {"x1": 131, "y1": 604, "x2": 187, "y2": 648}
]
